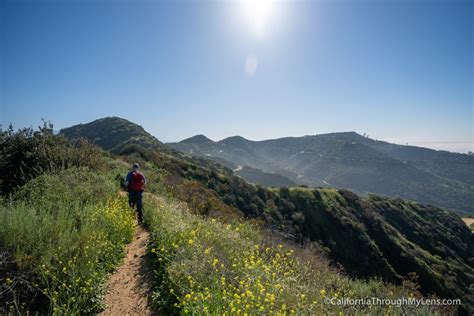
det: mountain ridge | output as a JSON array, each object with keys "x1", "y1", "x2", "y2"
[
  {"x1": 169, "y1": 131, "x2": 474, "y2": 214},
  {"x1": 176, "y1": 131, "x2": 471, "y2": 157}
]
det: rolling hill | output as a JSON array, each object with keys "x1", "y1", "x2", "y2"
[
  {"x1": 60, "y1": 116, "x2": 164, "y2": 152},
  {"x1": 169, "y1": 132, "x2": 474, "y2": 215},
  {"x1": 56, "y1": 117, "x2": 474, "y2": 312}
]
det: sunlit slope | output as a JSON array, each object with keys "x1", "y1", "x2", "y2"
[{"x1": 143, "y1": 193, "x2": 445, "y2": 315}]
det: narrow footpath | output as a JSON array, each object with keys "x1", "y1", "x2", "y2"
[{"x1": 99, "y1": 226, "x2": 155, "y2": 316}]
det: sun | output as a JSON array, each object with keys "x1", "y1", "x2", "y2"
[{"x1": 242, "y1": 0, "x2": 274, "y2": 37}]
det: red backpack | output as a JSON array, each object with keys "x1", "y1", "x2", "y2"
[{"x1": 129, "y1": 171, "x2": 145, "y2": 192}]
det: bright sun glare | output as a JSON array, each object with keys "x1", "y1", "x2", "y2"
[{"x1": 242, "y1": 0, "x2": 274, "y2": 37}]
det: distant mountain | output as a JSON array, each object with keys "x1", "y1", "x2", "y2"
[
  {"x1": 60, "y1": 117, "x2": 163, "y2": 152},
  {"x1": 180, "y1": 134, "x2": 214, "y2": 145},
  {"x1": 168, "y1": 132, "x2": 474, "y2": 214}
]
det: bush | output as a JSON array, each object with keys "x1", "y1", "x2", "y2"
[{"x1": 0, "y1": 123, "x2": 105, "y2": 195}]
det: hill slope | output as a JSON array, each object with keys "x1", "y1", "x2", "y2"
[
  {"x1": 143, "y1": 193, "x2": 448, "y2": 315},
  {"x1": 168, "y1": 132, "x2": 474, "y2": 214},
  {"x1": 60, "y1": 117, "x2": 163, "y2": 152},
  {"x1": 234, "y1": 166, "x2": 297, "y2": 187},
  {"x1": 60, "y1": 118, "x2": 474, "y2": 312}
]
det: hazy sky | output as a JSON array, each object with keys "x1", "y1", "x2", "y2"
[{"x1": 1, "y1": 0, "x2": 473, "y2": 152}]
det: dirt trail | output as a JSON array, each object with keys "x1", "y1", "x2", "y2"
[{"x1": 99, "y1": 226, "x2": 156, "y2": 316}]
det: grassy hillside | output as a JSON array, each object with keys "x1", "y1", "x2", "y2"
[
  {"x1": 3, "y1": 119, "x2": 471, "y2": 313},
  {"x1": 166, "y1": 161, "x2": 474, "y2": 311},
  {"x1": 0, "y1": 125, "x2": 136, "y2": 314},
  {"x1": 144, "y1": 194, "x2": 443, "y2": 315},
  {"x1": 60, "y1": 117, "x2": 164, "y2": 153},
  {"x1": 0, "y1": 169, "x2": 135, "y2": 314},
  {"x1": 169, "y1": 132, "x2": 474, "y2": 215}
]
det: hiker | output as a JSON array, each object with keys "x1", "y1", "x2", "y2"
[{"x1": 124, "y1": 163, "x2": 146, "y2": 224}]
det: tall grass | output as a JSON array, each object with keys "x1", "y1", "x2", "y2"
[
  {"x1": 0, "y1": 168, "x2": 135, "y2": 315},
  {"x1": 144, "y1": 195, "x2": 443, "y2": 315}
]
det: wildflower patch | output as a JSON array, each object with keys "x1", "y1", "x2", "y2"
[{"x1": 144, "y1": 196, "x2": 439, "y2": 315}]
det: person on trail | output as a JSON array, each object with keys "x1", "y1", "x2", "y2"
[{"x1": 124, "y1": 163, "x2": 146, "y2": 224}]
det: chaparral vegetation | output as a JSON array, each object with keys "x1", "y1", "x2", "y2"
[{"x1": 1, "y1": 119, "x2": 471, "y2": 314}]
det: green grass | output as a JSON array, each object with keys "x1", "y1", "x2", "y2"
[
  {"x1": 144, "y1": 194, "x2": 443, "y2": 315},
  {"x1": 0, "y1": 169, "x2": 135, "y2": 315}
]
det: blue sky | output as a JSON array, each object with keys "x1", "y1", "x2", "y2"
[{"x1": 1, "y1": 0, "x2": 472, "y2": 152}]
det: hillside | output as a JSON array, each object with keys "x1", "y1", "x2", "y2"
[
  {"x1": 234, "y1": 166, "x2": 297, "y2": 187},
  {"x1": 51, "y1": 117, "x2": 474, "y2": 312},
  {"x1": 60, "y1": 117, "x2": 164, "y2": 152},
  {"x1": 143, "y1": 193, "x2": 448, "y2": 315},
  {"x1": 169, "y1": 132, "x2": 474, "y2": 215}
]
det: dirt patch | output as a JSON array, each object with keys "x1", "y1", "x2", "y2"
[
  {"x1": 99, "y1": 227, "x2": 156, "y2": 315},
  {"x1": 462, "y1": 218, "x2": 474, "y2": 227}
]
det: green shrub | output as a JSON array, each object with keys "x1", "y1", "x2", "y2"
[{"x1": 0, "y1": 123, "x2": 106, "y2": 195}]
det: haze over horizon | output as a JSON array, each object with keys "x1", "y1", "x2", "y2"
[{"x1": 1, "y1": 0, "x2": 473, "y2": 153}]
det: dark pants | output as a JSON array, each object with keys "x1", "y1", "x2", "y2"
[{"x1": 128, "y1": 191, "x2": 144, "y2": 224}]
